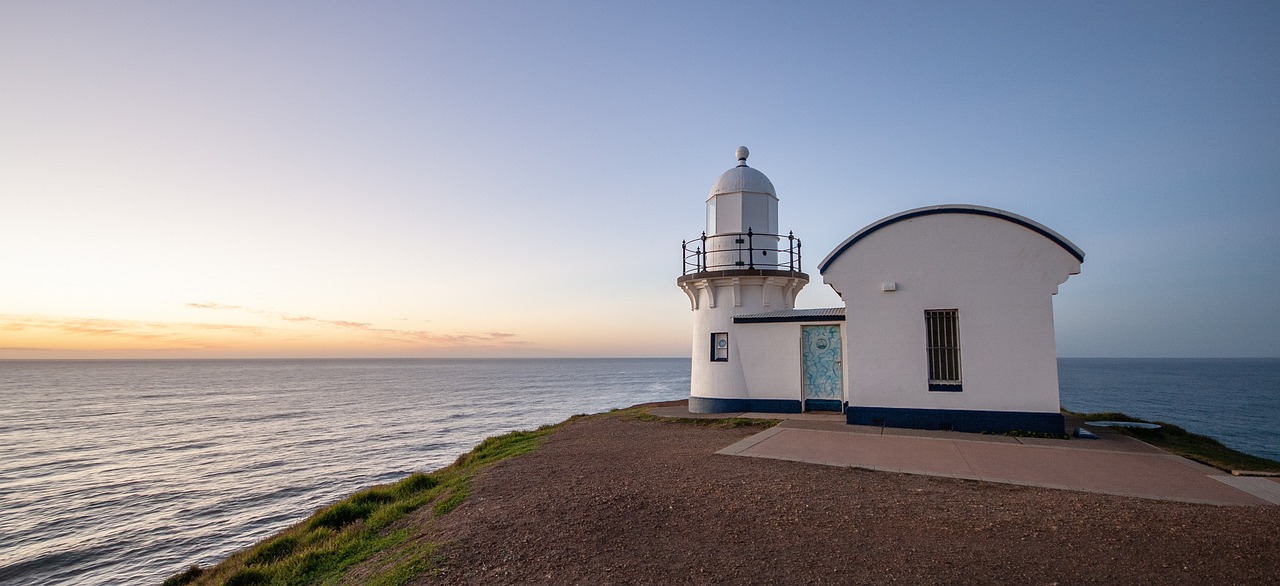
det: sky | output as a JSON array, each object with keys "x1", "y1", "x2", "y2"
[{"x1": 1, "y1": 1, "x2": 1277, "y2": 359}]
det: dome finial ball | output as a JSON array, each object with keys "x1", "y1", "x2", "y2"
[{"x1": 735, "y1": 146, "x2": 749, "y2": 165}]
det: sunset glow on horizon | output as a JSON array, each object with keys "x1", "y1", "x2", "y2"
[
  {"x1": 1, "y1": 307, "x2": 526, "y2": 359},
  {"x1": 3, "y1": 2, "x2": 1278, "y2": 359}
]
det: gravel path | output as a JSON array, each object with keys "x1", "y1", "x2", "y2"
[{"x1": 400, "y1": 407, "x2": 1279, "y2": 585}]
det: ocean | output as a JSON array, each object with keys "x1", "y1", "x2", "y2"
[
  {"x1": 0, "y1": 357, "x2": 1276, "y2": 584},
  {"x1": 1057, "y1": 358, "x2": 1279, "y2": 463}
]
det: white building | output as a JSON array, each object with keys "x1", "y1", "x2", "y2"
[{"x1": 678, "y1": 148, "x2": 1083, "y2": 435}]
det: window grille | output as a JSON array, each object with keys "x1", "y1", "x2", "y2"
[{"x1": 925, "y1": 310, "x2": 961, "y2": 391}]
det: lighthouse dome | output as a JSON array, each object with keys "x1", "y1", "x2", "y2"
[{"x1": 709, "y1": 146, "x2": 775, "y2": 198}]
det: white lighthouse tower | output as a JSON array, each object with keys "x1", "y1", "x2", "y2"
[{"x1": 677, "y1": 147, "x2": 810, "y2": 413}]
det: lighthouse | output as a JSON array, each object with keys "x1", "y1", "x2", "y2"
[
  {"x1": 673, "y1": 146, "x2": 1083, "y2": 432},
  {"x1": 677, "y1": 147, "x2": 810, "y2": 413}
]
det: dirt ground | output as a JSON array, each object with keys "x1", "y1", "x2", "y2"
[{"x1": 390, "y1": 407, "x2": 1279, "y2": 585}]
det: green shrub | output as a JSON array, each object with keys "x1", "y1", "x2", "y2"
[
  {"x1": 245, "y1": 535, "x2": 299, "y2": 566},
  {"x1": 161, "y1": 565, "x2": 203, "y2": 586},
  {"x1": 308, "y1": 502, "x2": 373, "y2": 531},
  {"x1": 352, "y1": 487, "x2": 396, "y2": 507},
  {"x1": 223, "y1": 568, "x2": 270, "y2": 586},
  {"x1": 1079, "y1": 411, "x2": 1144, "y2": 423},
  {"x1": 395, "y1": 473, "x2": 438, "y2": 495},
  {"x1": 1004, "y1": 429, "x2": 1068, "y2": 439}
]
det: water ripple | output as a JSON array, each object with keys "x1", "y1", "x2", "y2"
[{"x1": 0, "y1": 358, "x2": 688, "y2": 585}]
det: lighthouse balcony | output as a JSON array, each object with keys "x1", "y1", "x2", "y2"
[{"x1": 679, "y1": 230, "x2": 807, "y2": 281}]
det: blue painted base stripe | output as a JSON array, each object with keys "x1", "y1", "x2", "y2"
[
  {"x1": 804, "y1": 399, "x2": 843, "y2": 412},
  {"x1": 847, "y1": 405, "x2": 1064, "y2": 435},
  {"x1": 689, "y1": 396, "x2": 802, "y2": 414}
]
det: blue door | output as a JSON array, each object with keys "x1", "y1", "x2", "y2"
[{"x1": 802, "y1": 325, "x2": 843, "y2": 411}]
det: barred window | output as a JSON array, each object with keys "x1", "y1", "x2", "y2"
[{"x1": 925, "y1": 309, "x2": 962, "y2": 391}]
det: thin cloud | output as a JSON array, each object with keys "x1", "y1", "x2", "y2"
[
  {"x1": 191, "y1": 302, "x2": 518, "y2": 346},
  {"x1": 374, "y1": 330, "x2": 531, "y2": 348},
  {"x1": 329, "y1": 320, "x2": 373, "y2": 329},
  {"x1": 280, "y1": 315, "x2": 373, "y2": 329},
  {"x1": 0, "y1": 315, "x2": 267, "y2": 346},
  {"x1": 186, "y1": 302, "x2": 246, "y2": 311},
  {"x1": 191, "y1": 323, "x2": 269, "y2": 335},
  {"x1": 196, "y1": 304, "x2": 376, "y2": 331}
]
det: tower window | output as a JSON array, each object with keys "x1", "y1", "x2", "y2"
[
  {"x1": 925, "y1": 310, "x2": 962, "y2": 391},
  {"x1": 710, "y1": 332, "x2": 729, "y2": 362}
]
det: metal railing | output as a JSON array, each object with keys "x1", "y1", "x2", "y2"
[{"x1": 681, "y1": 229, "x2": 802, "y2": 275}]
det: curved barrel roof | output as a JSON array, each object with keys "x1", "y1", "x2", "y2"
[{"x1": 817, "y1": 204, "x2": 1085, "y2": 273}]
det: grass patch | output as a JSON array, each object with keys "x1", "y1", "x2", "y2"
[
  {"x1": 1003, "y1": 429, "x2": 1069, "y2": 439},
  {"x1": 432, "y1": 488, "x2": 468, "y2": 516},
  {"x1": 166, "y1": 421, "x2": 568, "y2": 586},
  {"x1": 307, "y1": 501, "x2": 373, "y2": 532},
  {"x1": 616, "y1": 405, "x2": 780, "y2": 429},
  {"x1": 162, "y1": 565, "x2": 204, "y2": 586},
  {"x1": 362, "y1": 540, "x2": 440, "y2": 586},
  {"x1": 223, "y1": 568, "x2": 270, "y2": 586},
  {"x1": 243, "y1": 536, "x2": 298, "y2": 566},
  {"x1": 1070, "y1": 410, "x2": 1280, "y2": 473}
]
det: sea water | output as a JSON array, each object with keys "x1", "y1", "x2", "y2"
[
  {"x1": 0, "y1": 359, "x2": 688, "y2": 585},
  {"x1": 0, "y1": 357, "x2": 1276, "y2": 584}
]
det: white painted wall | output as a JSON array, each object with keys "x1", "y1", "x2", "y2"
[
  {"x1": 735, "y1": 322, "x2": 802, "y2": 400},
  {"x1": 688, "y1": 281, "x2": 746, "y2": 398},
  {"x1": 682, "y1": 274, "x2": 808, "y2": 400},
  {"x1": 734, "y1": 321, "x2": 846, "y2": 401},
  {"x1": 707, "y1": 191, "x2": 778, "y2": 235},
  {"x1": 705, "y1": 191, "x2": 781, "y2": 270},
  {"x1": 821, "y1": 212, "x2": 1081, "y2": 414}
]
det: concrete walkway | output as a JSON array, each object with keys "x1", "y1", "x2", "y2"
[{"x1": 646, "y1": 405, "x2": 1280, "y2": 506}]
